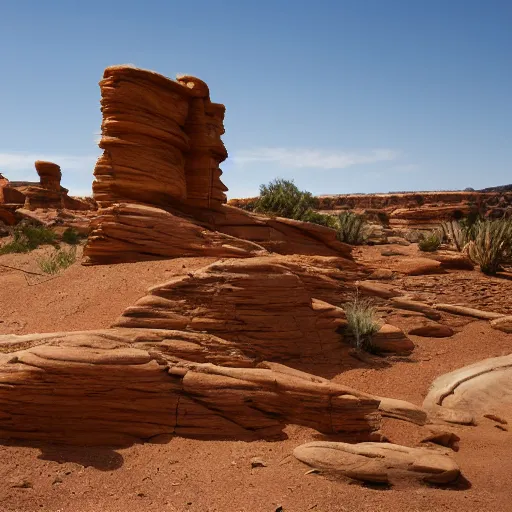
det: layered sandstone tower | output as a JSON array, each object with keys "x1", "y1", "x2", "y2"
[{"x1": 93, "y1": 66, "x2": 228, "y2": 210}]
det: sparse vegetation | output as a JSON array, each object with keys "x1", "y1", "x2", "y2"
[
  {"x1": 37, "y1": 247, "x2": 77, "y2": 275},
  {"x1": 343, "y1": 293, "x2": 380, "y2": 352},
  {"x1": 255, "y1": 178, "x2": 337, "y2": 228},
  {"x1": 418, "y1": 230, "x2": 442, "y2": 252},
  {"x1": 62, "y1": 227, "x2": 81, "y2": 245},
  {"x1": 336, "y1": 212, "x2": 368, "y2": 245},
  {"x1": 255, "y1": 179, "x2": 318, "y2": 220},
  {"x1": 0, "y1": 224, "x2": 57, "y2": 255},
  {"x1": 464, "y1": 219, "x2": 512, "y2": 275},
  {"x1": 441, "y1": 220, "x2": 473, "y2": 252}
]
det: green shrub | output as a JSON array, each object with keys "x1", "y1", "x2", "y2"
[
  {"x1": 0, "y1": 223, "x2": 57, "y2": 255},
  {"x1": 418, "y1": 230, "x2": 442, "y2": 252},
  {"x1": 465, "y1": 219, "x2": 512, "y2": 275},
  {"x1": 336, "y1": 212, "x2": 368, "y2": 245},
  {"x1": 255, "y1": 179, "x2": 318, "y2": 220},
  {"x1": 343, "y1": 294, "x2": 380, "y2": 352},
  {"x1": 38, "y1": 247, "x2": 77, "y2": 275},
  {"x1": 300, "y1": 209, "x2": 338, "y2": 228},
  {"x1": 62, "y1": 227, "x2": 81, "y2": 245}
]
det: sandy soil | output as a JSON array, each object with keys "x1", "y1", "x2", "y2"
[{"x1": 0, "y1": 244, "x2": 511, "y2": 512}]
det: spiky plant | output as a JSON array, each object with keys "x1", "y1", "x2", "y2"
[
  {"x1": 336, "y1": 212, "x2": 368, "y2": 245},
  {"x1": 343, "y1": 293, "x2": 380, "y2": 352},
  {"x1": 441, "y1": 220, "x2": 475, "y2": 252},
  {"x1": 464, "y1": 219, "x2": 512, "y2": 275}
]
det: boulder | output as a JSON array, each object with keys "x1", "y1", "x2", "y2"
[
  {"x1": 429, "y1": 252, "x2": 474, "y2": 270},
  {"x1": 293, "y1": 441, "x2": 460, "y2": 484},
  {"x1": 357, "y1": 280, "x2": 403, "y2": 299},
  {"x1": 391, "y1": 298, "x2": 441, "y2": 320},
  {"x1": 408, "y1": 323, "x2": 455, "y2": 338},
  {"x1": 423, "y1": 355, "x2": 512, "y2": 423},
  {"x1": 371, "y1": 324, "x2": 415, "y2": 354},
  {"x1": 490, "y1": 316, "x2": 512, "y2": 333},
  {"x1": 394, "y1": 258, "x2": 446, "y2": 276}
]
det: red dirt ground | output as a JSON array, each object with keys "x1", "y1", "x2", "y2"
[{"x1": 0, "y1": 244, "x2": 511, "y2": 512}]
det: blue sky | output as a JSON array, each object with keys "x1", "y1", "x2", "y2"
[{"x1": 0, "y1": 0, "x2": 511, "y2": 197}]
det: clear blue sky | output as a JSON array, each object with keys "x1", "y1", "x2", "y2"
[{"x1": 1, "y1": 0, "x2": 511, "y2": 197}]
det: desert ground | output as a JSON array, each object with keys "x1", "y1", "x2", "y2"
[{"x1": 1, "y1": 241, "x2": 511, "y2": 512}]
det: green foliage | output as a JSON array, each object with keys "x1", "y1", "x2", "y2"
[
  {"x1": 62, "y1": 227, "x2": 81, "y2": 245},
  {"x1": 418, "y1": 230, "x2": 442, "y2": 252},
  {"x1": 37, "y1": 247, "x2": 77, "y2": 275},
  {"x1": 336, "y1": 212, "x2": 368, "y2": 245},
  {"x1": 255, "y1": 179, "x2": 318, "y2": 220},
  {"x1": 254, "y1": 178, "x2": 337, "y2": 227},
  {"x1": 465, "y1": 219, "x2": 512, "y2": 275},
  {"x1": 0, "y1": 223, "x2": 57, "y2": 255},
  {"x1": 343, "y1": 293, "x2": 380, "y2": 353}
]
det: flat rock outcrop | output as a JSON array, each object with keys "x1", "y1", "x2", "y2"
[
  {"x1": 0, "y1": 330, "x2": 381, "y2": 445},
  {"x1": 293, "y1": 441, "x2": 460, "y2": 483}
]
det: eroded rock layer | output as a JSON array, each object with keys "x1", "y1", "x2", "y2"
[
  {"x1": 92, "y1": 66, "x2": 227, "y2": 210},
  {"x1": 0, "y1": 330, "x2": 381, "y2": 445}
]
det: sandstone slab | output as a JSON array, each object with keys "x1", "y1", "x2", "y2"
[{"x1": 293, "y1": 441, "x2": 460, "y2": 484}]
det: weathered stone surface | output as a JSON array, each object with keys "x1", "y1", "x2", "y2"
[
  {"x1": 377, "y1": 397, "x2": 428, "y2": 425},
  {"x1": 391, "y1": 298, "x2": 441, "y2": 320},
  {"x1": 114, "y1": 258, "x2": 350, "y2": 363},
  {"x1": 83, "y1": 203, "x2": 267, "y2": 264},
  {"x1": 435, "y1": 303, "x2": 506, "y2": 320},
  {"x1": 490, "y1": 316, "x2": 512, "y2": 333},
  {"x1": 293, "y1": 441, "x2": 460, "y2": 483},
  {"x1": 421, "y1": 429, "x2": 460, "y2": 451},
  {"x1": 408, "y1": 324, "x2": 455, "y2": 338},
  {"x1": 429, "y1": 252, "x2": 474, "y2": 270},
  {"x1": 423, "y1": 355, "x2": 512, "y2": 423},
  {"x1": 372, "y1": 324, "x2": 414, "y2": 354},
  {"x1": 0, "y1": 330, "x2": 382, "y2": 445},
  {"x1": 368, "y1": 269, "x2": 395, "y2": 280},
  {"x1": 84, "y1": 65, "x2": 356, "y2": 264},
  {"x1": 394, "y1": 258, "x2": 446, "y2": 276},
  {"x1": 358, "y1": 280, "x2": 404, "y2": 299}
]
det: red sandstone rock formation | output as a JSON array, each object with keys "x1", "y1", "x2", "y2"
[
  {"x1": 85, "y1": 65, "x2": 354, "y2": 264},
  {"x1": 92, "y1": 66, "x2": 228, "y2": 210}
]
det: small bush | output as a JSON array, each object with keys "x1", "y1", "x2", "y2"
[
  {"x1": 418, "y1": 230, "x2": 442, "y2": 252},
  {"x1": 0, "y1": 224, "x2": 57, "y2": 254},
  {"x1": 38, "y1": 247, "x2": 77, "y2": 275},
  {"x1": 336, "y1": 212, "x2": 368, "y2": 245},
  {"x1": 343, "y1": 293, "x2": 380, "y2": 352},
  {"x1": 465, "y1": 219, "x2": 512, "y2": 275},
  {"x1": 62, "y1": 228, "x2": 81, "y2": 245},
  {"x1": 255, "y1": 179, "x2": 318, "y2": 220}
]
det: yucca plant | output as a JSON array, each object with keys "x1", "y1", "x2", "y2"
[
  {"x1": 465, "y1": 219, "x2": 512, "y2": 275},
  {"x1": 336, "y1": 212, "x2": 368, "y2": 245},
  {"x1": 441, "y1": 219, "x2": 475, "y2": 252},
  {"x1": 418, "y1": 230, "x2": 442, "y2": 252},
  {"x1": 343, "y1": 293, "x2": 380, "y2": 352}
]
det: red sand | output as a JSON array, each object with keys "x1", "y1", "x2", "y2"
[{"x1": 0, "y1": 246, "x2": 511, "y2": 511}]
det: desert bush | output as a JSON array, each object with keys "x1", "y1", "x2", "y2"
[
  {"x1": 0, "y1": 224, "x2": 57, "y2": 254},
  {"x1": 62, "y1": 227, "x2": 81, "y2": 245},
  {"x1": 255, "y1": 179, "x2": 318, "y2": 220},
  {"x1": 343, "y1": 293, "x2": 380, "y2": 352},
  {"x1": 254, "y1": 178, "x2": 338, "y2": 228},
  {"x1": 418, "y1": 230, "x2": 442, "y2": 252},
  {"x1": 465, "y1": 219, "x2": 512, "y2": 275},
  {"x1": 38, "y1": 247, "x2": 77, "y2": 274},
  {"x1": 336, "y1": 212, "x2": 368, "y2": 245}
]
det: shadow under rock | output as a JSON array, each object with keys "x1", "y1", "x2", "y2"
[{"x1": 37, "y1": 443, "x2": 124, "y2": 470}]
